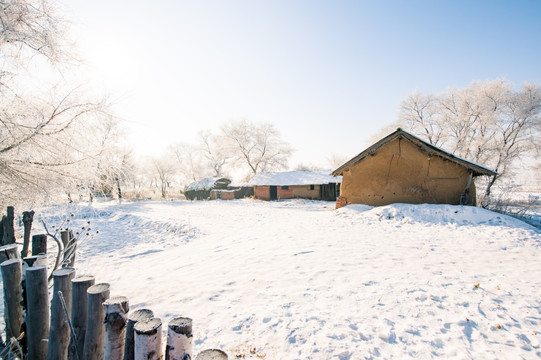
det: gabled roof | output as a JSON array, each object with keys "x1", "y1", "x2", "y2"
[
  {"x1": 247, "y1": 170, "x2": 341, "y2": 186},
  {"x1": 331, "y1": 128, "x2": 497, "y2": 177}
]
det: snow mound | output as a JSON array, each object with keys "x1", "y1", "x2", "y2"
[{"x1": 339, "y1": 203, "x2": 537, "y2": 229}]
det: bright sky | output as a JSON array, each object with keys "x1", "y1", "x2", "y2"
[{"x1": 61, "y1": 0, "x2": 541, "y2": 169}]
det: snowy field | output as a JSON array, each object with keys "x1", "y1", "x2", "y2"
[{"x1": 29, "y1": 200, "x2": 541, "y2": 358}]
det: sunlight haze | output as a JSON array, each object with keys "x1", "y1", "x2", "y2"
[{"x1": 61, "y1": 0, "x2": 541, "y2": 168}]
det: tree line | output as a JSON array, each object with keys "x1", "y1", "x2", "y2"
[{"x1": 1, "y1": 1, "x2": 539, "y2": 208}]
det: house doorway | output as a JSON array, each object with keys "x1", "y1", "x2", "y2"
[{"x1": 269, "y1": 186, "x2": 278, "y2": 200}]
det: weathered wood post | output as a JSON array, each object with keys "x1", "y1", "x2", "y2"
[
  {"x1": 134, "y1": 318, "x2": 162, "y2": 360},
  {"x1": 32, "y1": 234, "x2": 48, "y2": 255},
  {"x1": 21, "y1": 210, "x2": 35, "y2": 258},
  {"x1": 0, "y1": 244, "x2": 19, "y2": 264},
  {"x1": 83, "y1": 283, "x2": 110, "y2": 360},
  {"x1": 165, "y1": 317, "x2": 192, "y2": 360},
  {"x1": 124, "y1": 309, "x2": 154, "y2": 360},
  {"x1": 103, "y1": 296, "x2": 129, "y2": 360},
  {"x1": 1, "y1": 259, "x2": 23, "y2": 340},
  {"x1": 196, "y1": 349, "x2": 228, "y2": 359},
  {"x1": 61, "y1": 230, "x2": 77, "y2": 267},
  {"x1": 68, "y1": 276, "x2": 95, "y2": 360},
  {"x1": 26, "y1": 265, "x2": 50, "y2": 360},
  {"x1": 47, "y1": 268, "x2": 76, "y2": 360},
  {"x1": 2, "y1": 206, "x2": 15, "y2": 245}
]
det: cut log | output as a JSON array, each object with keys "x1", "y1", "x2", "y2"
[
  {"x1": 124, "y1": 308, "x2": 154, "y2": 360},
  {"x1": 196, "y1": 349, "x2": 228, "y2": 360},
  {"x1": 1, "y1": 259, "x2": 23, "y2": 340},
  {"x1": 47, "y1": 268, "x2": 76, "y2": 360},
  {"x1": 83, "y1": 283, "x2": 110, "y2": 360},
  {"x1": 165, "y1": 317, "x2": 192, "y2": 360},
  {"x1": 103, "y1": 296, "x2": 129, "y2": 360},
  {"x1": 26, "y1": 265, "x2": 50, "y2": 360},
  {"x1": 32, "y1": 234, "x2": 48, "y2": 255},
  {"x1": 134, "y1": 318, "x2": 162, "y2": 360},
  {"x1": 68, "y1": 276, "x2": 95, "y2": 360}
]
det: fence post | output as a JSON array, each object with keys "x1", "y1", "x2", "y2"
[
  {"x1": 32, "y1": 234, "x2": 48, "y2": 255},
  {"x1": 61, "y1": 230, "x2": 77, "y2": 267},
  {"x1": 21, "y1": 210, "x2": 35, "y2": 258},
  {"x1": 196, "y1": 349, "x2": 228, "y2": 359},
  {"x1": 83, "y1": 283, "x2": 110, "y2": 360},
  {"x1": 103, "y1": 296, "x2": 129, "y2": 360},
  {"x1": 134, "y1": 318, "x2": 162, "y2": 360},
  {"x1": 26, "y1": 265, "x2": 50, "y2": 360},
  {"x1": 0, "y1": 244, "x2": 19, "y2": 264},
  {"x1": 47, "y1": 268, "x2": 76, "y2": 360},
  {"x1": 124, "y1": 309, "x2": 154, "y2": 360},
  {"x1": 68, "y1": 276, "x2": 95, "y2": 360},
  {"x1": 1, "y1": 259, "x2": 23, "y2": 340},
  {"x1": 165, "y1": 317, "x2": 192, "y2": 360},
  {"x1": 2, "y1": 206, "x2": 15, "y2": 245}
]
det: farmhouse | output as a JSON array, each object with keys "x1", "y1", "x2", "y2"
[
  {"x1": 185, "y1": 177, "x2": 231, "y2": 200},
  {"x1": 331, "y1": 129, "x2": 497, "y2": 208},
  {"x1": 248, "y1": 170, "x2": 341, "y2": 201}
]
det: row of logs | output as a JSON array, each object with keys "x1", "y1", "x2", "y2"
[{"x1": 1, "y1": 256, "x2": 228, "y2": 359}]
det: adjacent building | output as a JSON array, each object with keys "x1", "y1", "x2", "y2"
[{"x1": 331, "y1": 129, "x2": 497, "y2": 208}]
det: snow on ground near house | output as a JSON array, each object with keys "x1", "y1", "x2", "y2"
[{"x1": 31, "y1": 200, "x2": 541, "y2": 358}]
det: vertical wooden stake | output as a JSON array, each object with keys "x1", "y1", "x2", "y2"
[
  {"x1": 124, "y1": 309, "x2": 154, "y2": 360},
  {"x1": 83, "y1": 283, "x2": 110, "y2": 360},
  {"x1": 2, "y1": 206, "x2": 15, "y2": 245},
  {"x1": 165, "y1": 317, "x2": 193, "y2": 360},
  {"x1": 134, "y1": 318, "x2": 162, "y2": 360},
  {"x1": 1, "y1": 259, "x2": 23, "y2": 340},
  {"x1": 47, "y1": 268, "x2": 76, "y2": 360},
  {"x1": 68, "y1": 276, "x2": 95, "y2": 360},
  {"x1": 21, "y1": 210, "x2": 35, "y2": 258},
  {"x1": 103, "y1": 296, "x2": 129, "y2": 360},
  {"x1": 32, "y1": 234, "x2": 48, "y2": 255},
  {"x1": 196, "y1": 349, "x2": 228, "y2": 359},
  {"x1": 26, "y1": 265, "x2": 50, "y2": 360}
]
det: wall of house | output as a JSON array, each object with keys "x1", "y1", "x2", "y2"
[
  {"x1": 254, "y1": 186, "x2": 271, "y2": 200},
  {"x1": 290, "y1": 185, "x2": 321, "y2": 200},
  {"x1": 254, "y1": 185, "x2": 324, "y2": 200},
  {"x1": 338, "y1": 137, "x2": 476, "y2": 207}
]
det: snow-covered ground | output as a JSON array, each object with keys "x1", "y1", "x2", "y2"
[{"x1": 21, "y1": 200, "x2": 541, "y2": 358}]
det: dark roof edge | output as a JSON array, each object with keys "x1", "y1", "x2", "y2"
[{"x1": 331, "y1": 128, "x2": 497, "y2": 177}]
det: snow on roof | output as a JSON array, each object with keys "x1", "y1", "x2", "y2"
[
  {"x1": 246, "y1": 170, "x2": 341, "y2": 186},
  {"x1": 185, "y1": 177, "x2": 229, "y2": 191}
]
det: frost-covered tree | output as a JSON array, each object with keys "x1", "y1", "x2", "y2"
[
  {"x1": 395, "y1": 80, "x2": 541, "y2": 201},
  {"x1": 198, "y1": 129, "x2": 231, "y2": 177},
  {"x1": 221, "y1": 119, "x2": 292, "y2": 179},
  {"x1": 0, "y1": 0, "x2": 114, "y2": 206}
]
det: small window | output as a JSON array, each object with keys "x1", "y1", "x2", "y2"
[
  {"x1": 310, "y1": 185, "x2": 315, "y2": 190},
  {"x1": 281, "y1": 186, "x2": 289, "y2": 190}
]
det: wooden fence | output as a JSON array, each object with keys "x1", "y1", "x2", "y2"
[{"x1": 0, "y1": 206, "x2": 229, "y2": 360}]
